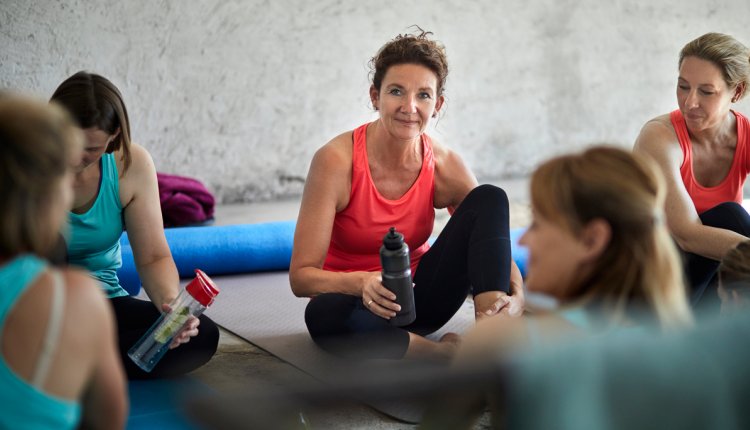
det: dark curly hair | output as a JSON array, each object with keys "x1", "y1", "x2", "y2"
[{"x1": 369, "y1": 27, "x2": 448, "y2": 97}]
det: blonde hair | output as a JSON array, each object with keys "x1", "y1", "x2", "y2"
[
  {"x1": 530, "y1": 146, "x2": 692, "y2": 329},
  {"x1": 679, "y1": 32, "x2": 750, "y2": 101},
  {"x1": 0, "y1": 95, "x2": 82, "y2": 256}
]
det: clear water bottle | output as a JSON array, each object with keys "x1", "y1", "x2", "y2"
[
  {"x1": 380, "y1": 227, "x2": 416, "y2": 326},
  {"x1": 128, "y1": 269, "x2": 219, "y2": 372}
]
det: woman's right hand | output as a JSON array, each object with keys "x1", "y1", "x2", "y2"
[{"x1": 361, "y1": 272, "x2": 401, "y2": 319}]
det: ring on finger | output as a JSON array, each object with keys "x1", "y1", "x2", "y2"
[{"x1": 367, "y1": 299, "x2": 374, "y2": 306}]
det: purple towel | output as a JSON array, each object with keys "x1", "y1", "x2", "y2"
[{"x1": 157, "y1": 172, "x2": 215, "y2": 227}]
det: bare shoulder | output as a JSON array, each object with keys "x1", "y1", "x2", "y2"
[
  {"x1": 529, "y1": 313, "x2": 581, "y2": 338},
  {"x1": 116, "y1": 143, "x2": 156, "y2": 191},
  {"x1": 117, "y1": 143, "x2": 155, "y2": 179},
  {"x1": 431, "y1": 138, "x2": 473, "y2": 179},
  {"x1": 302, "y1": 131, "x2": 355, "y2": 212},
  {"x1": 459, "y1": 314, "x2": 530, "y2": 361},
  {"x1": 475, "y1": 313, "x2": 528, "y2": 339},
  {"x1": 116, "y1": 143, "x2": 157, "y2": 205},
  {"x1": 430, "y1": 136, "x2": 454, "y2": 165},
  {"x1": 61, "y1": 268, "x2": 111, "y2": 321},
  {"x1": 634, "y1": 114, "x2": 682, "y2": 165},
  {"x1": 430, "y1": 137, "x2": 477, "y2": 209},
  {"x1": 635, "y1": 114, "x2": 678, "y2": 150},
  {"x1": 312, "y1": 131, "x2": 353, "y2": 171}
]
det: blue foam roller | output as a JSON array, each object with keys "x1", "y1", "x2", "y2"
[
  {"x1": 118, "y1": 222, "x2": 528, "y2": 296},
  {"x1": 509, "y1": 227, "x2": 528, "y2": 278},
  {"x1": 118, "y1": 241, "x2": 140, "y2": 295},
  {"x1": 118, "y1": 221, "x2": 296, "y2": 295}
]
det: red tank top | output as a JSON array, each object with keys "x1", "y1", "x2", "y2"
[
  {"x1": 323, "y1": 123, "x2": 435, "y2": 273},
  {"x1": 671, "y1": 109, "x2": 750, "y2": 214}
]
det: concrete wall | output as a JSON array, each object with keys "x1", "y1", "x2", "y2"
[{"x1": 1, "y1": 0, "x2": 749, "y2": 202}]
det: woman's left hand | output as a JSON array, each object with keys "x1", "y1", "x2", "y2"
[
  {"x1": 161, "y1": 303, "x2": 201, "y2": 349},
  {"x1": 501, "y1": 279, "x2": 525, "y2": 317},
  {"x1": 474, "y1": 287, "x2": 524, "y2": 320}
]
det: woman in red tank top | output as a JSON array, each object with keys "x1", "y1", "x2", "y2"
[
  {"x1": 290, "y1": 29, "x2": 524, "y2": 360},
  {"x1": 634, "y1": 33, "x2": 750, "y2": 308}
]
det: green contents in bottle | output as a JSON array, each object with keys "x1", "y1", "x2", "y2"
[{"x1": 153, "y1": 306, "x2": 190, "y2": 344}]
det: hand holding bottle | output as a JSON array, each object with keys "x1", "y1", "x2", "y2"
[
  {"x1": 361, "y1": 272, "x2": 401, "y2": 320},
  {"x1": 379, "y1": 227, "x2": 416, "y2": 326},
  {"x1": 128, "y1": 269, "x2": 219, "y2": 372},
  {"x1": 160, "y1": 303, "x2": 201, "y2": 349}
]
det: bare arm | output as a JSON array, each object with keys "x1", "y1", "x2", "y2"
[
  {"x1": 634, "y1": 119, "x2": 746, "y2": 260},
  {"x1": 76, "y1": 274, "x2": 128, "y2": 429},
  {"x1": 289, "y1": 135, "x2": 381, "y2": 298},
  {"x1": 455, "y1": 313, "x2": 580, "y2": 365},
  {"x1": 119, "y1": 144, "x2": 179, "y2": 309},
  {"x1": 454, "y1": 314, "x2": 530, "y2": 363},
  {"x1": 432, "y1": 142, "x2": 478, "y2": 212}
]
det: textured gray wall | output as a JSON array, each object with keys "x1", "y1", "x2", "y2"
[{"x1": 1, "y1": 0, "x2": 749, "y2": 202}]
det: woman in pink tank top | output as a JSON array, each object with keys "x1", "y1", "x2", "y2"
[
  {"x1": 290, "y1": 29, "x2": 524, "y2": 360},
  {"x1": 634, "y1": 33, "x2": 750, "y2": 309}
]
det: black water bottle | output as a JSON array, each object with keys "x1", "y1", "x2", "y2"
[{"x1": 380, "y1": 227, "x2": 416, "y2": 326}]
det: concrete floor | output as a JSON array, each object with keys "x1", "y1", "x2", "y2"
[{"x1": 188, "y1": 178, "x2": 530, "y2": 429}]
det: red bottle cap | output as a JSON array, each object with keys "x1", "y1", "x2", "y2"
[{"x1": 185, "y1": 269, "x2": 220, "y2": 307}]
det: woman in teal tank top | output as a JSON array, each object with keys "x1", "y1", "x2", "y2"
[
  {"x1": 51, "y1": 72, "x2": 219, "y2": 379},
  {"x1": 0, "y1": 96, "x2": 126, "y2": 429}
]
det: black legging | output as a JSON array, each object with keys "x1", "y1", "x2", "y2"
[
  {"x1": 45, "y1": 235, "x2": 219, "y2": 378},
  {"x1": 110, "y1": 296, "x2": 220, "y2": 379},
  {"x1": 684, "y1": 202, "x2": 750, "y2": 308},
  {"x1": 305, "y1": 184, "x2": 512, "y2": 359}
]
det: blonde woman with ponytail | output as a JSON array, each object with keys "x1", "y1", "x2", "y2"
[
  {"x1": 634, "y1": 33, "x2": 750, "y2": 308},
  {"x1": 457, "y1": 146, "x2": 693, "y2": 361}
]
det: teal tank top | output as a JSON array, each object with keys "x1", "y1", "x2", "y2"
[
  {"x1": 67, "y1": 153, "x2": 127, "y2": 298},
  {"x1": 525, "y1": 306, "x2": 645, "y2": 348},
  {"x1": 0, "y1": 255, "x2": 82, "y2": 429},
  {"x1": 525, "y1": 307, "x2": 596, "y2": 348}
]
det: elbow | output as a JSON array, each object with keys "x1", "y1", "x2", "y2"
[
  {"x1": 108, "y1": 385, "x2": 129, "y2": 430},
  {"x1": 670, "y1": 228, "x2": 698, "y2": 254},
  {"x1": 288, "y1": 270, "x2": 310, "y2": 298},
  {"x1": 290, "y1": 285, "x2": 307, "y2": 298},
  {"x1": 83, "y1": 400, "x2": 128, "y2": 430},
  {"x1": 673, "y1": 235, "x2": 691, "y2": 253},
  {"x1": 113, "y1": 401, "x2": 128, "y2": 430},
  {"x1": 663, "y1": 218, "x2": 691, "y2": 252}
]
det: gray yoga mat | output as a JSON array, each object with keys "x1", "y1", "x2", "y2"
[{"x1": 202, "y1": 271, "x2": 476, "y2": 423}]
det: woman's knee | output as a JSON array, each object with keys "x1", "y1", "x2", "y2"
[
  {"x1": 465, "y1": 184, "x2": 509, "y2": 212},
  {"x1": 706, "y1": 201, "x2": 746, "y2": 215},
  {"x1": 304, "y1": 294, "x2": 355, "y2": 339},
  {"x1": 197, "y1": 315, "x2": 220, "y2": 352},
  {"x1": 701, "y1": 202, "x2": 750, "y2": 233}
]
